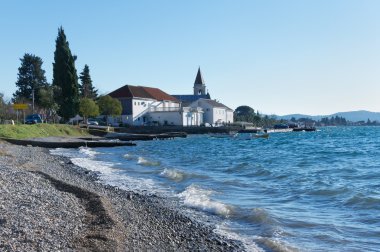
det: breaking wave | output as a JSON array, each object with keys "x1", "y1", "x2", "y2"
[
  {"x1": 178, "y1": 184, "x2": 233, "y2": 217},
  {"x1": 137, "y1": 157, "x2": 161, "y2": 166},
  {"x1": 160, "y1": 168, "x2": 186, "y2": 182}
]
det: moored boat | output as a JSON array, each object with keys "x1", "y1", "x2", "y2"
[{"x1": 254, "y1": 133, "x2": 270, "y2": 139}]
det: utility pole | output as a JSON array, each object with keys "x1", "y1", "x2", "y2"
[{"x1": 32, "y1": 88, "x2": 35, "y2": 114}]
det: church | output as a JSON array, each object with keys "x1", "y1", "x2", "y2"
[
  {"x1": 172, "y1": 67, "x2": 211, "y2": 104},
  {"x1": 172, "y1": 67, "x2": 234, "y2": 126},
  {"x1": 107, "y1": 68, "x2": 233, "y2": 126}
]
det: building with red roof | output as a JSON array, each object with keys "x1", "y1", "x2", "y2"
[
  {"x1": 108, "y1": 84, "x2": 202, "y2": 126},
  {"x1": 107, "y1": 68, "x2": 233, "y2": 126}
]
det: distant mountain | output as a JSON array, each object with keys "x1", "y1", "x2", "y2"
[
  {"x1": 277, "y1": 114, "x2": 323, "y2": 121},
  {"x1": 277, "y1": 110, "x2": 380, "y2": 122}
]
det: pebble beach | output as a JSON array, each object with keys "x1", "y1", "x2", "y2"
[{"x1": 0, "y1": 140, "x2": 245, "y2": 251}]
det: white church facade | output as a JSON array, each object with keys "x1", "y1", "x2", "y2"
[
  {"x1": 189, "y1": 98, "x2": 234, "y2": 126},
  {"x1": 172, "y1": 67, "x2": 234, "y2": 126}
]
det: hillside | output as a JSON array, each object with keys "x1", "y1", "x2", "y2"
[{"x1": 277, "y1": 110, "x2": 380, "y2": 122}]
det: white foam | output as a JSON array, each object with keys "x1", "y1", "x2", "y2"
[
  {"x1": 254, "y1": 236, "x2": 299, "y2": 252},
  {"x1": 72, "y1": 157, "x2": 166, "y2": 194},
  {"x1": 123, "y1": 153, "x2": 134, "y2": 160},
  {"x1": 160, "y1": 168, "x2": 185, "y2": 182},
  {"x1": 137, "y1": 157, "x2": 160, "y2": 166},
  {"x1": 51, "y1": 147, "x2": 99, "y2": 159},
  {"x1": 214, "y1": 223, "x2": 264, "y2": 252},
  {"x1": 78, "y1": 147, "x2": 99, "y2": 157},
  {"x1": 178, "y1": 184, "x2": 233, "y2": 217},
  {"x1": 71, "y1": 158, "x2": 115, "y2": 174},
  {"x1": 51, "y1": 148, "x2": 167, "y2": 195},
  {"x1": 104, "y1": 173, "x2": 164, "y2": 193}
]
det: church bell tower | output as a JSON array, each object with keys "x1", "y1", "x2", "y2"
[{"x1": 193, "y1": 67, "x2": 206, "y2": 95}]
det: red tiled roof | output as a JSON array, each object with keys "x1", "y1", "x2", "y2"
[{"x1": 108, "y1": 85, "x2": 178, "y2": 102}]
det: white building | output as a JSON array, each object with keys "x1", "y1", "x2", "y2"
[
  {"x1": 190, "y1": 98, "x2": 234, "y2": 126},
  {"x1": 108, "y1": 85, "x2": 203, "y2": 126}
]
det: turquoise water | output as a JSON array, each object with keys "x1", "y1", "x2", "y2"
[{"x1": 52, "y1": 127, "x2": 380, "y2": 251}]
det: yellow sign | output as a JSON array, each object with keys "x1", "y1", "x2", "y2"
[{"x1": 13, "y1": 103, "x2": 29, "y2": 110}]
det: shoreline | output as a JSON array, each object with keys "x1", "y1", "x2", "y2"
[{"x1": 0, "y1": 141, "x2": 247, "y2": 251}]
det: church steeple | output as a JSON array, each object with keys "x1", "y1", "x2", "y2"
[
  {"x1": 194, "y1": 67, "x2": 205, "y2": 85},
  {"x1": 193, "y1": 67, "x2": 206, "y2": 95}
]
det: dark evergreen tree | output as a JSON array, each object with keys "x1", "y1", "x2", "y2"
[
  {"x1": 234, "y1": 105, "x2": 256, "y2": 122},
  {"x1": 52, "y1": 27, "x2": 80, "y2": 121},
  {"x1": 13, "y1": 53, "x2": 48, "y2": 105},
  {"x1": 79, "y1": 64, "x2": 98, "y2": 99}
]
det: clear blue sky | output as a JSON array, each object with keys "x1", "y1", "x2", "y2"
[{"x1": 0, "y1": 0, "x2": 379, "y2": 115}]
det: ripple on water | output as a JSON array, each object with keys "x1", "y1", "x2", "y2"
[
  {"x1": 344, "y1": 194, "x2": 380, "y2": 210},
  {"x1": 245, "y1": 168, "x2": 272, "y2": 178},
  {"x1": 224, "y1": 162, "x2": 250, "y2": 173},
  {"x1": 306, "y1": 187, "x2": 350, "y2": 197}
]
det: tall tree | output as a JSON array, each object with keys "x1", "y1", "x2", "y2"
[
  {"x1": 79, "y1": 64, "x2": 98, "y2": 99},
  {"x1": 38, "y1": 85, "x2": 59, "y2": 120},
  {"x1": 79, "y1": 98, "x2": 99, "y2": 122},
  {"x1": 52, "y1": 27, "x2": 80, "y2": 121},
  {"x1": 13, "y1": 53, "x2": 48, "y2": 106},
  {"x1": 98, "y1": 95, "x2": 122, "y2": 117}
]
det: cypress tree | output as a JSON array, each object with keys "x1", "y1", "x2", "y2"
[
  {"x1": 79, "y1": 64, "x2": 98, "y2": 99},
  {"x1": 52, "y1": 27, "x2": 79, "y2": 121}
]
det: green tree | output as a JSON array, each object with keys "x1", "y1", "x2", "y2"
[
  {"x1": 52, "y1": 27, "x2": 80, "y2": 121},
  {"x1": 13, "y1": 53, "x2": 48, "y2": 106},
  {"x1": 38, "y1": 86, "x2": 59, "y2": 121},
  {"x1": 0, "y1": 93, "x2": 13, "y2": 121},
  {"x1": 0, "y1": 93, "x2": 5, "y2": 120},
  {"x1": 235, "y1": 105, "x2": 255, "y2": 116},
  {"x1": 79, "y1": 64, "x2": 98, "y2": 99},
  {"x1": 234, "y1": 105, "x2": 256, "y2": 123},
  {"x1": 98, "y1": 95, "x2": 122, "y2": 118},
  {"x1": 79, "y1": 98, "x2": 99, "y2": 122}
]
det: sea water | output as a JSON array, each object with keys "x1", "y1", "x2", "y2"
[{"x1": 51, "y1": 127, "x2": 380, "y2": 251}]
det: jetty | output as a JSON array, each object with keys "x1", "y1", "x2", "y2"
[
  {"x1": 104, "y1": 132, "x2": 187, "y2": 141},
  {"x1": 1, "y1": 137, "x2": 136, "y2": 148}
]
